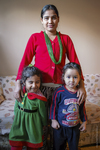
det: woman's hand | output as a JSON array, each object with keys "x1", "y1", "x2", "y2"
[
  {"x1": 79, "y1": 121, "x2": 87, "y2": 131},
  {"x1": 13, "y1": 80, "x2": 23, "y2": 103},
  {"x1": 77, "y1": 80, "x2": 86, "y2": 105},
  {"x1": 51, "y1": 119, "x2": 60, "y2": 129}
]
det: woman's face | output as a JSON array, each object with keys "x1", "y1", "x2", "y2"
[{"x1": 41, "y1": 9, "x2": 59, "y2": 34}]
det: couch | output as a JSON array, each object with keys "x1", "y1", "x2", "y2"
[
  {"x1": 0, "y1": 74, "x2": 100, "y2": 149},
  {"x1": 79, "y1": 74, "x2": 100, "y2": 147}
]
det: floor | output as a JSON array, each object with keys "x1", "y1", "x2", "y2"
[
  {"x1": 66, "y1": 145, "x2": 100, "y2": 150},
  {"x1": 81, "y1": 145, "x2": 100, "y2": 150}
]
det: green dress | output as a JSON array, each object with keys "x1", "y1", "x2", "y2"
[{"x1": 9, "y1": 91, "x2": 47, "y2": 148}]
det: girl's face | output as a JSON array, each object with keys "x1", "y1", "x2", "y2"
[
  {"x1": 41, "y1": 9, "x2": 59, "y2": 34},
  {"x1": 25, "y1": 75, "x2": 41, "y2": 93},
  {"x1": 64, "y1": 68, "x2": 80, "y2": 91}
]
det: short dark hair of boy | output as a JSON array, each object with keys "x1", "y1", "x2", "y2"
[{"x1": 62, "y1": 62, "x2": 82, "y2": 81}]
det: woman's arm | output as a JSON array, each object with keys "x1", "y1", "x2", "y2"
[
  {"x1": 77, "y1": 79, "x2": 86, "y2": 104},
  {"x1": 15, "y1": 35, "x2": 35, "y2": 102},
  {"x1": 66, "y1": 35, "x2": 84, "y2": 79},
  {"x1": 16, "y1": 34, "x2": 35, "y2": 80},
  {"x1": 65, "y1": 35, "x2": 86, "y2": 103},
  {"x1": 13, "y1": 80, "x2": 23, "y2": 102}
]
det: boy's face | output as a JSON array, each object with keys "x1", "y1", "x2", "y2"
[
  {"x1": 25, "y1": 75, "x2": 41, "y2": 93},
  {"x1": 64, "y1": 68, "x2": 80, "y2": 91}
]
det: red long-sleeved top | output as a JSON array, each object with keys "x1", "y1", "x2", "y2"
[{"x1": 16, "y1": 31, "x2": 83, "y2": 84}]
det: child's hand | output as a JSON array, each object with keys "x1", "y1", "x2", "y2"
[
  {"x1": 79, "y1": 121, "x2": 87, "y2": 131},
  {"x1": 51, "y1": 120, "x2": 60, "y2": 129}
]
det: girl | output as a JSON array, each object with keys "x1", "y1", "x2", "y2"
[
  {"x1": 50, "y1": 62, "x2": 87, "y2": 150},
  {"x1": 9, "y1": 65, "x2": 47, "y2": 150}
]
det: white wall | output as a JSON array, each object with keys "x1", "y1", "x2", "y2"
[{"x1": 0, "y1": 0, "x2": 100, "y2": 76}]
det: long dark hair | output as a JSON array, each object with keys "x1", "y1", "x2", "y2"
[{"x1": 41, "y1": 4, "x2": 59, "y2": 18}]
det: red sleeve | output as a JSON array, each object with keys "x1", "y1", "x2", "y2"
[
  {"x1": 66, "y1": 36, "x2": 84, "y2": 80},
  {"x1": 16, "y1": 35, "x2": 35, "y2": 80}
]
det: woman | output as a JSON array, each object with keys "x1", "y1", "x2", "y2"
[{"x1": 14, "y1": 4, "x2": 86, "y2": 150}]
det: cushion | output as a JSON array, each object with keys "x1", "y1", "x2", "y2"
[
  {"x1": 86, "y1": 95, "x2": 100, "y2": 106},
  {"x1": 2, "y1": 76, "x2": 16, "y2": 100},
  {"x1": 85, "y1": 100, "x2": 100, "y2": 124},
  {"x1": 0, "y1": 99, "x2": 15, "y2": 134},
  {"x1": 84, "y1": 74, "x2": 100, "y2": 97}
]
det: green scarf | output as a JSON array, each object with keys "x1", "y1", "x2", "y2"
[{"x1": 44, "y1": 31, "x2": 63, "y2": 64}]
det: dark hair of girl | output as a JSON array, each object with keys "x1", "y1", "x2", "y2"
[
  {"x1": 62, "y1": 62, "x2": 82, "y2": 82},
  {"x1": 20, "y1": 66, "x2": 42, "y2": 89},
  {"x1": 41, "y1": 4, "x2": 59, "y2": 18}
]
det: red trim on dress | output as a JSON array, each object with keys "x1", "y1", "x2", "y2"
[
  {"x1": 27, "y1": 93, "x2": 47, "y2": 102},
  {"x1": 9, "y1": 140, "x2": 43, "y2": 148}
]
